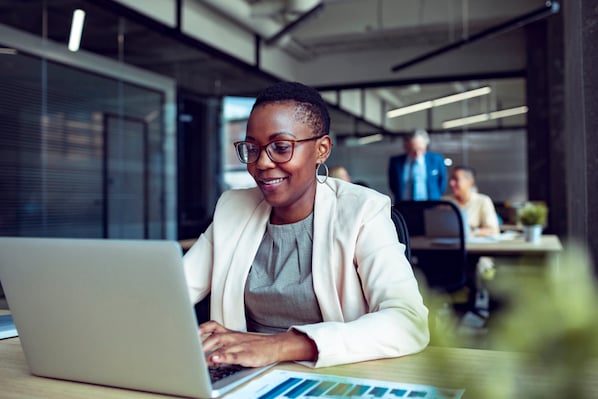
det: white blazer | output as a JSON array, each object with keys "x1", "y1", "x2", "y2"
[{"x1": 183, "y1": 178, "x2": 429, "y2": 367}]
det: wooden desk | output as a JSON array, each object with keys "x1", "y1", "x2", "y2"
[
  {"x1": 410, "y1": 234, "x2": 562, "y2": 254},
  {"x1": 411, "y1": 234, "x2": 562, "y2": 269},
  {"x1": 1, "y1": 336, "x2": 596, "y2": 399},
  {"x1": 465, "y1": 234, "x2": 562, "y2": 256}
]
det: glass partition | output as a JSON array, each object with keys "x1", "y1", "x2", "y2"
[{"x1": 0, "y1": 49, "x2": 167, "y2": 238}]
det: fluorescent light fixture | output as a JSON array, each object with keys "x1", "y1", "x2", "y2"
[
  {"x1": 387, "y1": 101, "x2": 433, "y2": 118},
  {"x1": 356, "y1": 133, "x2": 384, "y2": 145},
  {"x1": 344, "y1": 133, "x2": 384, "y2": 147},
  {"x1": 0, "y1": 47, "x2": 17, "y2": 55},
  {"x1": 431, "y1": 86, "x2": 492, "y2": 106},
  {"x1": 442, "y1": 105, "x2": 528, "y2": 129},
  {"x1": 386, "y1": 86, "x2": 491, "y2": 119},
  {"x1": 68, "y1": 9, "x2": 86, "y2": 52},
  {"x1": 442, "y1": 114, "x2": 490, "y2": 129},
  {"x1": 489, "y1": 106, "x2": 529, "y2": 119}
]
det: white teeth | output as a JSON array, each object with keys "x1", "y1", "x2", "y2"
[{"x1": 262, "y1": 178, "x2": 285, "y2": 184}]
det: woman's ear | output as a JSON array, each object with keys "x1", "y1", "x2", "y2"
[{"x1": 317, "y1": 135, "x2": 332, "y2": 163}]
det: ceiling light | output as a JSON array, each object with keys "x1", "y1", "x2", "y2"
[
  {"x1": 431, "y1": 86, "x2": 492, "y2": 106},
  {"x1": 386, "y1": 101, "x2": 432, "y2": 118},
  {"x1": 386, "y1": 86, "x2": 491, "y2": 119},
  {"x1": 68, "y1": 9, "x2": 86, "y2": 52},
  {"x1": 0, "y1": 47, "x2": 17, "y2": 55},
  {"x1": 442, "y1": 114, "x2": 490, "y2": 129},
  {"x1": 344, "y1": 133, "x2": 384, "y2": 147},
  {"x1": 489, "y1": 106, "x2": 529, "y2": 119},
  {"x1": 442, "y1": 105, "x2": 528, "y2": 129},
  {"x1": 356, "y1": 133, "x2": 384, "y2": 145}
]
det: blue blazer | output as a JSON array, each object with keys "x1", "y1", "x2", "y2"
[{"x1": 388, "y1": 151, "x2": 447, "y2": 202}]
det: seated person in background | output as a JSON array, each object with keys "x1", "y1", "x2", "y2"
[
  {"x1": 329, "y1": 165, "x2": 370, "y2": 187},
  {"x1": 328, "y1": 165, "x2": 351, "y2": 182},
  {"x1": 183, "y1": 81, "x2": 429, "y2": 369},
  {"x1": 443, "y1": 165, "x2": 500, "y2": 237}
]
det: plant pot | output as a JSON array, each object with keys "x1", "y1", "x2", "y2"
[{"x1": 522, "y1": 224, "x2": 542, "y2": 243}]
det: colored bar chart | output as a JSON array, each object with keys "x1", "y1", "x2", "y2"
[{"x1": 227, "y1": 370, "x2": 464, "y2": 399}]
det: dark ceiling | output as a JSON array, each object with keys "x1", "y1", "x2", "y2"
[
  {"x1": 0, "y1": 0, "x2": 555, "y2": 135},
  {"x1": 0, "y1": 0, "x2": 277, "y2": 96}
]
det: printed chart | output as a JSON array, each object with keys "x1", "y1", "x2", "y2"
[{"x1": 227, "y1": 369, "x2": 464, "y2": 399}]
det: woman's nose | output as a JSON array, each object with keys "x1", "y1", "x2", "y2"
[{"x1": 255, "y1": 147, "x2": 275, "y2": 169}]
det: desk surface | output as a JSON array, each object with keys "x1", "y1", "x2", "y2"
[
  {"x1": 466, "y1": 234, "x2": 562, "y2": 254},
  {"x1": 1, "y1": 335, "x2": 596, "y2": 399},
  {"x1": 410, "y1": 234, "x2": 562, "y2": 255}
]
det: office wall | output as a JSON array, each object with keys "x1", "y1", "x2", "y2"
[{"x1": 0, "y1": 24, "x2": 177, "y2": 239}]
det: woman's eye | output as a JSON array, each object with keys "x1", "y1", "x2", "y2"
[
  {"x1": 243, "y1": 143, "x2": 257, "y2": 152},
  {"x1": 271, "y1": 142, "x2": 292, "y2": 153}
]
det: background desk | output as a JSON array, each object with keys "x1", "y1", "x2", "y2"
[
  {"x1": 410, "y1": 234, "x2": 562, "y2": 255},
  {"x1": 411, "y1": 234, "x2": 562, "y2": 272},
  {"x1": 1, "y1": 335, "x2": 596, "y2": 399},
  {"x1": 465, "y1": 234, "x2": 562, "y2": 256}
]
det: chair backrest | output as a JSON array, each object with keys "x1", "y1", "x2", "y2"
[
  {"x1": 392, "y1": 200, "x2": 467, "y2": 293},
  {"x1": 390, "y1": 206, "x2": 411, "y2": 262}
]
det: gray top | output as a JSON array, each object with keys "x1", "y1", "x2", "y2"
[{"x1": 244, "y1": 213, "x2": 323, "y2": 333}]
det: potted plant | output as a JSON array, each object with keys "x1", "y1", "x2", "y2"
[{"x1": 517, "y1": 201, "x2": 548, "y2": 243}]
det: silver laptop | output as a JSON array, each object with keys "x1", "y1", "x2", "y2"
[{"x1": 0, "y1": 237, "x2": 272, "y2": 398}]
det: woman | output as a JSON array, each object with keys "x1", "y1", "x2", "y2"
[
  {"x1": 183, "y1": 81, "x2": 429, "y2": 369},
  {"x1": 444, "y1": 165, "x2": 500, "y2": 237}
]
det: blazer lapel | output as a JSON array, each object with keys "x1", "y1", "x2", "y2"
[
  {"x1": 220, "y1": 198, "x2": 271, "y2": 330},
  {"x1": 312, "y1": 182, "x2": 344, "y2": 321}
]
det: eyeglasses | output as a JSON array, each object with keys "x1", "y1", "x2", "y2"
[{"x1": 234, "y1": 134, "x2": 326, "y2": 164}]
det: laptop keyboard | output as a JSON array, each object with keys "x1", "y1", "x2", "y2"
[{"x1": 208, "y1": 364, "x2": 246, "y2": 382}]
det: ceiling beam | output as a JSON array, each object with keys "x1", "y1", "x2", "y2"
[
  {"x1": 390, "y1": 1, "x2": 560, "y2": 73},
  {"x1": 264, "y1": 2, "x2": 325, "y2": 45}
]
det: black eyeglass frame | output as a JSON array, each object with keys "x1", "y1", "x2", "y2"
[{"x1": 233, "y1": 134, "x2": 327, "y2": 164}]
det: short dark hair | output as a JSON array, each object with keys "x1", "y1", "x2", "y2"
[
  {"x1": 452, "y1": 165, "x2": 476, "y2": 180},
  {"x1": 252, "y1": 81, "x2": 330, "y2": 136}
]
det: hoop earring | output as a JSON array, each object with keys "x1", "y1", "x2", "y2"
[{"x1": 316, "y1": 163, "x2": 328, "y2": 184}]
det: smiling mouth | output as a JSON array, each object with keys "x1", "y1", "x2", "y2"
[{"x1": 259, "y1": 177, "x2": 286, "y2": 185}]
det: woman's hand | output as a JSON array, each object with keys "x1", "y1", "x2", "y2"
[{"x1": 199, "y1": 320, "x2": 318, "y2": 367}]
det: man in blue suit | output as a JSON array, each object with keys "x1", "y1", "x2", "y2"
[{"x1": 388, "y1": 129, "x2": 447, "y2": 202}]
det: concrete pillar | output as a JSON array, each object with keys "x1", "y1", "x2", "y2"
[
  {"x1": 564, "y1": 0, "x2": 598, "y2": 272},
  {"x1": 525, "y1": 14, "x2": 566, "y2": 237}
]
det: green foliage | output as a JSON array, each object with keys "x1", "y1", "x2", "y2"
[
  {"x1": 422, "y1": 243, "x2": 598, "y2": 399},
  {"x1": 517, "y1": 202, "x2": 548, "y2": 226}
]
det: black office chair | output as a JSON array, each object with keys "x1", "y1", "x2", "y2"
[
  {"x1": 392, "y1": 200, "x2": 484, "y2": 341},
  {"x1": 390, "y1": 206, "x2": 411, "y2": 262},
  {"x1": 394, "y1": 201, "x2": 468, "y2": 293}
]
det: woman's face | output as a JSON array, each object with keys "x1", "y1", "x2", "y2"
[
  {"x1": 449, "y1": 169, "x2": 474, "y2": 198},
  {"x1": 245, "y1": 101, "x2": 330, "y2": 224}
]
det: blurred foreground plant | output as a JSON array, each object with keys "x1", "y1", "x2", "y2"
[{"x1": 422, "y1": 242, "x2": 598, "y2": 399}]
